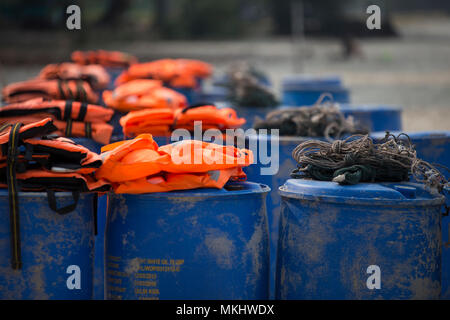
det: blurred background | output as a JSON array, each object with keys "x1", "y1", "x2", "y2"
[{"x1": 0, "y1": 0, "x2": 449, "y2": 130}]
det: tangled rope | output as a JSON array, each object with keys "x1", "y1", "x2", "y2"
[
  {"x1": 291, "y1": 132, "x2": 449, "y2": 193},
  {"x1": 223, "y1": 62, "x2": 278, "y2": 107},
  {"x1": 254, "y1": 94, "x2": 368, "y2": 139}
]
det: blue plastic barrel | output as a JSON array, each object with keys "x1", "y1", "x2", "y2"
[
  {"x1": 105, "y1": 182, "x2": 270, "y2": 300},
  {"x1": 371, "y1": 130, "x2": 450, "y2": 299},
  {"x1": 169, "y1": 77, "x2": 204, "y2": 105},
  {"x1": 282, "y1": 75, "x2": 350, "y2": 106},
  {"x1": 339, "y1": 104, "x2": 402, "y2": 132},
  {"x1": 234, "y1": 106, "x2": 277, "y2": 130},
  {"x1": 170, "y1": 87, "x2": 195, "y2": 104},
  {"x1": 244, "y1": 134, "x2": 314, "y2": 298},
  {"x1": 107, "y1": 110, "x2": 127, "y2": 138},
  {"x1": 194, "y1": 86, "x2": 229, "y2": 104},
  {"x1": 0, "y1": 191, "x2": 95, "y2": 299},
  {"x1": 277, "y1": 179, "x2": 445, "y2": 300},
  {"x1": 94, "y1": 194, "x2": 108, "y2": 300},
  {"x1": 444, "y1": 187, "x2": 450, "y2": 300}
]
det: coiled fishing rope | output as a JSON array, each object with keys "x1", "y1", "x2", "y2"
[
  {"x1": 291, "y1": 132, "x2": 449, "y2": 192},
  {"x1": 254, "y1": 93, "x2": 368, "y2": 139}
]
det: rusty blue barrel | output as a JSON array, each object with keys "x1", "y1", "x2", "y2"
[
  {"x1": 276, "y1": 179, "x2": 445, "y2": 300},
  {"x1": 234, "y1": 106, "x2": 278, "y2": 130},
  {"x1": 371, "y1": 130, "x2": 450, "y2": 299},
  {"x1": 194, "y1": 85, "x2": 229, "y2": 104},
  {"x1": 244, "y1": 134, "x2": 316, "y2": 298},
  {"x1": 94, "y1": 194, "x2": 108, "y2": 300},
  {"x1": 0, "y1": 191, "x2": 96, "y2": 299},
  {"x1": 282, "y1": 75, "x2": 350, "y2": 106},
  {"x1": 444, "y1": 187, "x2": 450, "y2": 300},
  {"x1": 104, "y1": 182, "x2": 270, "y2": 300},
  {"x1": 339, "y1": 104, "x2": 402, "y2": 132}
]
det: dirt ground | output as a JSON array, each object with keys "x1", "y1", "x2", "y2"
[{"x1": 1, "y1": 16, "x2": 449, "y2": 132}]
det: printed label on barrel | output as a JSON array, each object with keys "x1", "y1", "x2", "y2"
[{"x1": 106, "y1": 255, "x2": 185, "y2": 300}]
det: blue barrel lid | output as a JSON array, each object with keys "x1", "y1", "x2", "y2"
[
  {"x1": 370, "y1": 130, "x2": 450, "y2": 141},
  {"x1": 339, "y1": 104, "x2": 402, "y2": 112},
  {"x1": 282, "y1": 75, "x2": 342, "y2": 87},
  {"x1": 279, "y1": 179, "x2": 445, "y2": 206},
  {"x1": 113, "y1": 181, "x2": 270, "y2": 199}
]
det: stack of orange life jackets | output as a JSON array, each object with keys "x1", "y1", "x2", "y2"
[
  {"x1": 102, "y1": 79, "x2": 188, "y2": 113},
  {"x1": 2, "y1": 78, "x2": 98, "y2": 104},
  {"x1": 0, "y1": 98, "x2": 114, "y2": 144},
  {"x1": 95, "y1": 134, "x2": 253, "y2": 193},
  {"x1": 38, "y1": 62, "x2": 111, "y2": 90},
  {"x1": 0, "y1": 118, "x2": 110, "y2": 269},
  {"x1": 119, "y1": 104, "x2": 246, "y2": 138},
  {"x1": 115, "y1": 58, "x2": 212, "y2": 89},
  {"x1": 71, "y1": 50, "x2": 138, "y2": 68}
]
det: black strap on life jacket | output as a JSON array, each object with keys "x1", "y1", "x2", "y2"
[
  {"x1": 181, "y1": 103, "x2": 216, "y2": 114},
  {"x1": 76, "y1": 102, "x2": 88, "y2": 121},
  {"x1": 64, "y1": 100, "x2": 73, "y2": 137},
  {"x1": 57, "y1": 80, "x2": 72, "y2": 100},
  {"x1": 59, "y1": 80, "x2": 88, "y2": 102},
  {"x1": 85, "y1": 122, "x2": 92, "y2": 139},
  {"x1": 7, "y1": 123, "x2": 23, "y2": 270},
  {"x1": 75, "y1": 80, "x2": 87, "y2": 102},
  {"x1": 64, "y1": 100, "x2": 73, "y2": 121},
  {"x1": 64, "y1": 119, "x2": 73, "y2": 137},
  {"x1": 0, "y1": 123, "x2": 12, "y2": 133},
  {"x1": 63, "y1": 100, "x2": 92, "y2": 138}
]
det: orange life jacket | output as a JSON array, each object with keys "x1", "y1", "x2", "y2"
[
  {"x1": 119, "y1": 104, "x2": 246, "y2": 137},
  {"x1": 102, "y1": 79, "x2": 187, "y2": 112},
  {"x1": 2, "y1": 79, "x2": 98, "y2": 104},
  {"x1": 0, "y1": 118, "x2": 109, "y2": 270},
  {"x1": 0, "y1": 169, "x2": 109, "y2": 192},
  {"x1": 114, "y1": 167, "x2": 246, "y2": 194},
  {"x1": 0, "y1": 119, "x2": 103, "y2": 174},
  {"x1": 38, "y1": 63, "x2": 111, "y2": 90},
  {"x1": 0, "y1": 98, "x2": 113, "y2": 123},
  {"x1": 0, "y1": 116, "x2": 112, "y2": 145},
  {"x1": 115, "y1": 58, "x2": 212, "y2": 88},
  {"x1": 95, "y1": 134, "x2": 252, "y2": 193},
  {"x1": 71, "y1": 50, "x2": 138, "y2": 68},
  {"x1": 0, "y1": 98, "x2": 114, "y2": 144}
]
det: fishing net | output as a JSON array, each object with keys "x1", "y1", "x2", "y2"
[
  {"x1": 291, "y1": 132, "x2": 449, "y2": 193},
  {"x1": 254, "y1": 96, "x2": 368, "y2": 139},
  {"x1": 222, "y1": 62, "x2": 278, "y2": 107}
]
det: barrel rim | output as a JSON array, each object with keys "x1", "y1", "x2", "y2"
[
  {"x1": 246, "y1": 134, "x2": 325, "y2": 142},
  {"x1": 0, "y1": 190, "x2": 96, "y2": 197},
  {"x1": 282, "y1": 85, "x2": 349, "y2": 93},
  {"x1": 370, "y1": 130, "x2": 450, "y2": 140},
  {"x1": 108, "y1": 182, "x2": 271, "y2": 199},
  {"x1": 278, "y1": 181, "x2": 446, "y2": 207},
  {"x1": 338, "y1": 104, "x2": 403, "y2": 111}
]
